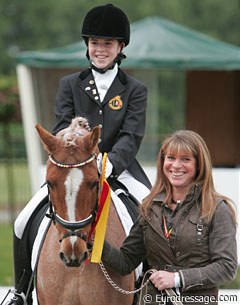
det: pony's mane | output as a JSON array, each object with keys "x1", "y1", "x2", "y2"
[{"x1": 56, "y1": 117, "x2": 91, "y2": 147}]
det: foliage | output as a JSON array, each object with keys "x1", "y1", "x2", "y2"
[
  {"x1": 0, "y1": 0, "x2": 240, "y2": 74},
  {"x1": 0, "y1": 75, "x2": 20, "y2": 122},
  {"x1": 0, "y1": 123, "x2": 27, "y2": 158},
  {"x1": 0, "y1": 76, "x2": 25, "y2": 162}
]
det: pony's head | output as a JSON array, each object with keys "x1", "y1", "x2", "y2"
[{"x1": 36, "y1": 117, "x2": 100, "y2": 267}]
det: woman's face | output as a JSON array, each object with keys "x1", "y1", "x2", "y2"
[
  {"x1": 163, "y1": 150, "x2": 197, "y2": 192},
  {"x1": 88, "y1": 38, "x2": 122, "y2": 69}
]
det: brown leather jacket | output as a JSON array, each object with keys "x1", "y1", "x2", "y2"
[{"x1": 102, "y1": 184, "x2": 237, "y2": 305}]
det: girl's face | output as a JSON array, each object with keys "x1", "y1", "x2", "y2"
[
  {"x1": 163, "y1": 150, "x2": 197, "y2": 192},
  {"x1": 88, "y1": 38, "x2": 123, "y2": 69}
]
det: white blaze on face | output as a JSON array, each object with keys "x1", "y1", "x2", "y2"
[{"x1": 64, "y1": 168, "x2": 84, "y2": 252}]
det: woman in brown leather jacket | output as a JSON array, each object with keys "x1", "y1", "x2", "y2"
[{"x1": 102, "y1": 130, "x2": 237, "y2": 305}]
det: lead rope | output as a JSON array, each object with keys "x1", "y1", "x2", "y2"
[
  {"x1": 99, "y1": 262, "x2": 183, "y2": 305},
  {"x1": 99, "y1": 262, "x2": 153, "y2": 295}
]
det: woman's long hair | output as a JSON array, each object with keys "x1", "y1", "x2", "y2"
[{"x1": 141, "y1": 130, "x2": 236, "y2": 223}]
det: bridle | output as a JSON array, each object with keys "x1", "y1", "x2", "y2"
[
  {"x1": 46, "y1": 153, "x2": 99, "y2": 245},
  {"x1": 48, "y1": 153, "x2": 97, "y2": 168},
  {"x1": 47, "y1": 202, "x2": 98, "y2": 243}
]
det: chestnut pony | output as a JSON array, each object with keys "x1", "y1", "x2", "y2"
[{"x1": 35, "y1": 118, "x2": 134, "y2": 305}]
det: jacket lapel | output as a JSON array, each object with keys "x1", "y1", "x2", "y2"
[
  {"x1": 79, "y1": 68, "x2": 126, "y2": 107},
  {"x1": 79, "y1": 71, "x2": 102, "y2": 106}
]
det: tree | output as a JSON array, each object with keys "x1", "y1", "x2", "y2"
[{"x1": 0, "y1": 0, "x2": 239, "y2": 75}]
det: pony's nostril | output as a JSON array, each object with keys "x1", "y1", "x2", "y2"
[
  {"x1": 59, "y1": 252, "x2": 67, "y2": 263},
  {"x1": 67, "y1": 258, "x2": 80, "y2": 267}
]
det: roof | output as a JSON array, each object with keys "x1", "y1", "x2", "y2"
[{"x1": 15, "y1": 16, "x2": 240, "y2": 70}]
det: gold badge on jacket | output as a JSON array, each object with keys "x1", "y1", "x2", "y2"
[{"x1": 108, "y1": 95, "x2": 123, "y2": 110}]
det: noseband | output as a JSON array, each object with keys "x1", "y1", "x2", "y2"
[
  {"x1": 47, "y1": 153, "x2": 98, "y2": 244},
  {"x1": 47, "y1": 203, "x2": 98, "y2": 243}
]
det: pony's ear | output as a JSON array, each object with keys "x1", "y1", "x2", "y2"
[
  {"x1": 84, "y1": 126, "x2": 100, "y2": 152},
  {"x1": 35, "y1": 124, "x2": 59, "y2": 154}
]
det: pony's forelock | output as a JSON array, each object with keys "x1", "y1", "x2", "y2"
[{"x1": 56, "y1": 117, "x2": 91, "y2": 147}]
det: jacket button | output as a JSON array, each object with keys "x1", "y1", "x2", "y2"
[{"x1": 99, "y1": 110, "x2": 103, "y2": 115}]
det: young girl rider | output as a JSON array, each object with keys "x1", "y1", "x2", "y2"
[{"x1": 6, "y1": 4, "x2": 151, "y2": 305}]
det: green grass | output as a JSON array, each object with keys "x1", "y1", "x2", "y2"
[
  {"x1": 0, "y1": 161, "x2": 31, "y2": 286},
  {"x1": 0, "y1": 223, "x2": 14, "y2": 286}
]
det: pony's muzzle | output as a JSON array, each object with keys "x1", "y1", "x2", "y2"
[{"x1": 59, "y1": 250, "x2": 88, "y2": 267}]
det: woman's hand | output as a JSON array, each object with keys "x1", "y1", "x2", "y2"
[{"x1": 149, "y1": 270, "x2": 175, "y2": 290}]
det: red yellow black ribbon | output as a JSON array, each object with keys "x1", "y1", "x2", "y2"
[
  {"x1": 162, "y1": 213, "x2": 172, "y2": 239},
  {"x1": 90, "y1": 153, "x2": 111, "y2": 263}
]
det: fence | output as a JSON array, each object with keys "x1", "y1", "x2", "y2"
[
  {"x1": 0, "y1": 159, "x2": 31, "y2": 224},
  {"x1": 0, "y1": 122, "x2": 31, "y2": 223}
]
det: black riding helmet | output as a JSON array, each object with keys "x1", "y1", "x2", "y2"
[{"x1": 82, "y1": 3, "x2": 130, "y2": 46}]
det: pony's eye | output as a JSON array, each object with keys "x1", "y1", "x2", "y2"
[
  {"x1": 46, "y1": 180, "x2": 54, "y2": 189},
  {"x1": 89, "y1": 180, "x2": 99, "y2": 190}
]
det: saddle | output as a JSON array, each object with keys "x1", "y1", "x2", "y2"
[
  {"x1": 21, "y1": 191, "x2": 50, "y2": 257},
  {"x1": 107, "y1": 177, "x2": 140, "y2": 223}
]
